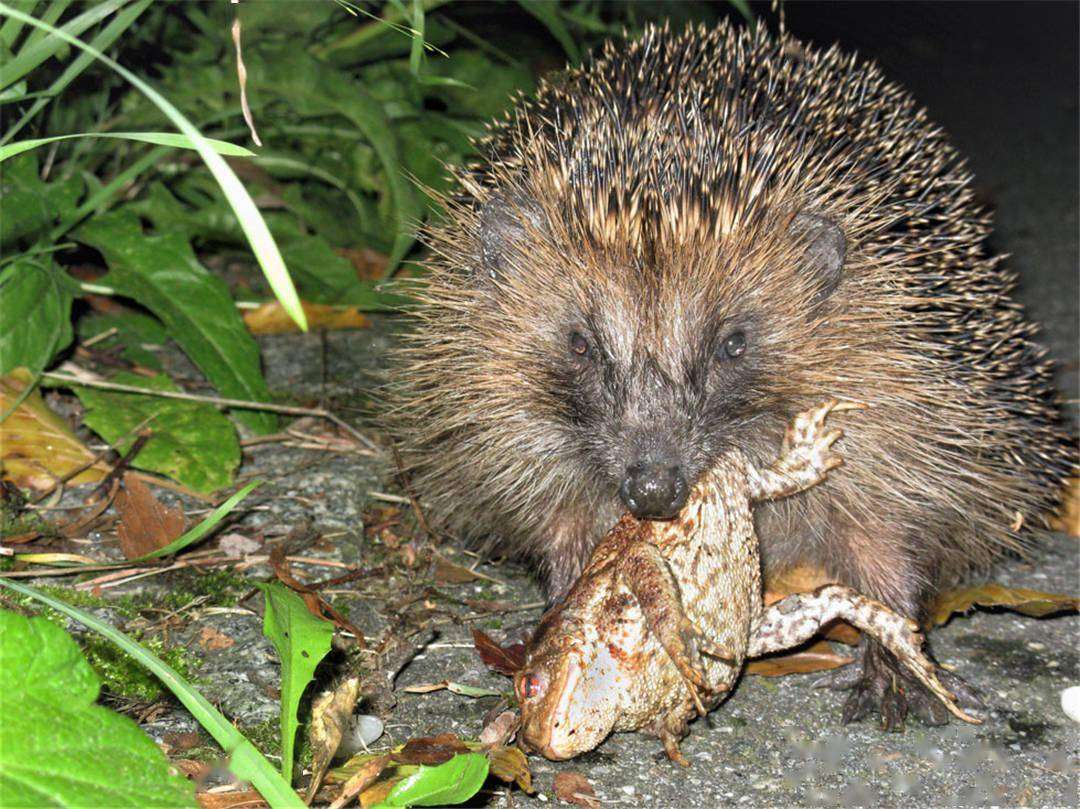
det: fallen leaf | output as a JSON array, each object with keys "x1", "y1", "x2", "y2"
[
  {"x1": 763, "y1": 564, "x2": 836, "y2": 604},
  {"x1": 432, "y1": 553, "x2": 485, "y2": 584},
  {"x1": 480, "y1": 710, "x2": 519, "y2": 749},
  {"x1": 553, "y1": 771, "x2": 599, "y2": 808},
  {"x1": 195, "y1": 789, "x2": 268, "y2": 809},
  {"x1": 114, "y1": 474, "x2": 185, "y2": 559},
  {"x1": 307, "y1": 676, "x2": 361, "y2": 803},
  {"x1": 242, "y1": 301, "x2": 371, "y2": 335},
  {"x1": 930, "y1": 583, "x2": 1079, "y2": 628},
  {"x1": 0, "y1": 368, "x2": 108, "y2": 489},
  {"x1": 746, "y1": 639, "x2": 854, "y2": 677},
  {"x1": 162, "y1": 731, "x2": 201, "y2": 753},
  {"x1": 473, "y1": 629, "x2": 526, "y2": 676},
  {"x1": 392, "y1": 732, "x2": 470, "y2": 766},
  {"x1": 197, "y1": 626, "x2": 235, "y2": 651},
  {"x1": 328, "y1": 753, "x2": 391, "y2": 809},
  {"x1": 487, "y1": 743, "x2": 532, "y2": 793},
  {"x1": 1051, "y1": 477, "x2": 1079, "y2": 537},
  {"x1": 269, "y1": 544, "x2": 366, "y2": 647},
  {"x1": 336, "y1": 247, "x2": 388, "y2": 280},
  {"x1": 400, "y1": 680, "x2": 502, "y2": 698}
]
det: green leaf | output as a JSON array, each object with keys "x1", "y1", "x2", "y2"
[
  {"x1": 131, "y1": 480, "x2": 261, "y2": 561},
  {"x1": 0, "y1": 580, "x2": 304, "y2": 809},
  {"x1": 0, "y1": 154, "x2": 83, "y2": 247},
  {"x1": 76, "y1": 211, "x2": 277, "y2": 434},
  {"x1": 0, "y1": 260, "x2": 76, "y2": 375},
  {"x1": 77, "y1": 310, "x2": 167, "y2": 370},
  {"x1": 378, "y1": 753, "x2": 489, "y2": 808},
  {"x1": 516, "y1": 0, "x2": 580, "y2": 64},
  {"x1": 73, "y1": 371, "x2": 241, "y2": 494},
  {"x1": 0, "y1": 2, "x2": 307, "y2": 331},
  {"x1": 0, "y1": 131, "x2": 256, "y2": 163},
  {"x1": 257, "y1": 582, "x2": 334, "y2": 786},
  {"x1": 0, "y1": 610, "x2": 195, "y2": 808}
]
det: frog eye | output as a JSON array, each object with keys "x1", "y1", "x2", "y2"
[{"x1": 518, "y1": 672, "x2": 545, "y2": 701}]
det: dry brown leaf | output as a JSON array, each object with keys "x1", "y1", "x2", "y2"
[
  {"x1": 763, "y1": 564, "x2": 837, "y2": 604},
  {"x1": 392, "y1": 732, "x2": 470, "y2": 766},
  {"x1": 114, "y1": 474, "x2": 185, "y2": 558},
  {"x1": 336, "y1": 247, "x2": 388, "y2": 280},
  {"x1": 1051, "y1": 477, "x2": 1079, "y2": 537},
  {"x1": 473, "y1": 629, "x2": 526, "y2": 677},
  {"x1": 930, "y1": 582, "x2": 1079, "y2": 628},
  {"x1": 488, "y1": 744, "x2": 533, "y2": 793},
  {"x1": 195, "y1": 789, "x2": 268, "y2": 809},
  {"x1": 553, "y1": 771, "x2": 600, "y2": 808},
  {"x1": 746, "y1": 639, "x2": 854, "y2": 677},
  {"x1": 480, "y1": 710, "x2": 519, "y2": 749},
  {"x1": 307, "y1": 676, "x2": 361, "y2": 803},
  {"x1": 432, "y1": 553, "x2": 485, "y2": 584},
  {"x1": 358, "y1": 777, "x2": 396, "y2": 809},
  {"x1": 197, "y1": 626, "x2": 235, "y2": 651},
  {"x1": 0, "y1": 369, "x2": 108, "y2": 489},
  {"x1": 328, "y1": 753, "x2": 390, "y2": 809},
  {"x1": 242, "y1": 301, "x2": 371, "y2": 335}
]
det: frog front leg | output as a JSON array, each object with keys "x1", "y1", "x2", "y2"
[
  {"x1": 747, "y1": 584, "x2": 980, "y2": 724},
  {"x1": 614, "y1": 542, "x2": 737, "y2": 714},
  {"x1": 748, "y1": 400, "x2": 864, "y2": 502}
]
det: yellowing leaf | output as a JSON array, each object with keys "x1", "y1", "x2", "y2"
[
  {"x1": 242, "y1": 301, "x2": 370, "y2": 335},
  {"x1": 0, "y1": 368, "x2": 108, "y2": 489},
  {"x1": 930, "y1": 583, "x2": 1079, "y2": 627}
]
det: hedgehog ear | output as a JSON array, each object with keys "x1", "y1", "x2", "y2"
[
  {"x1": 477, "y1": 191, "x2": 545, "y2": 285},
  {"x1": 790, "y1": 212, "x2": 846, "y2": 304}
]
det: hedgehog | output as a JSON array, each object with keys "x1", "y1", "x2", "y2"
[{"x1": 383, "y1": 20, "x2": 1073, "y2": 729}]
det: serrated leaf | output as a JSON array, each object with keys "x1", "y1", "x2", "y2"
[
  {"x1": 76, "y1": 211, "x2": 276, "y2": 433},
  {"x1": 379, "y1": 753, "x2": 489, "y2": 808},
  {"x1": 0, "y1": 610, "x2": 195, "y2": 808},
  {"x1": 0, "y1": 154, "x2": 83, "y2": 247},
  {"x1": 0, "y1": 260, "x2": 76, "y2": 375},
  {"x1": 258, "y1": 581, "x2": 334, "y2": 786},
  {"x1": 73, "y1": 372, "x2": 240, "y2": 494},
  {"x1": 0, "y1": 368, "x2": 108, "y2": 489}
]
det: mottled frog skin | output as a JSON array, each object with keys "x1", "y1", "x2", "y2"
[{"x1": 516, "y1": 402, "x2": 977, "y2": 764}]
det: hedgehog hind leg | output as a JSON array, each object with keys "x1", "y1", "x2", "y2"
[{"x1": 820, "y1": 636, "x2": 983, "y2": 730}]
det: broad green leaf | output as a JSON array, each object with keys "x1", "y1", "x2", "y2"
[
  {"x1": 0, "y1": 131, "x2": 256, "y2": 163},
  {"x1": 130, "y1": 480, "x2": 261, "y2": 561},
  {"x1": 76, "y1": 310, "x2": 167, "y2": 370},
  {"x1": 76, "y1": 211, "x2": 277, "y2": 434},
  {"x1": 258, "y1": 582, "x2": 334, "y2": 786},
  {"x1": 0, "y1": 2, "x2": 307, "y2": 330},
  {"x1": 379, "y1": 753, "x2": 489, "y2": 808},
  {"x1": 516, "y1": 0, "x2": 580, "y2": 64},
  {"x1": 0, "y1": 580, "x2": 305, "y2": 809},
  {"x1": 0, "y1": 260, "x2": 76, "y2": 375},
  {"x1": 73, "y1": 371, "x2": 241, "y2": 494},
  {"x1": 0, "y1": 610, "x2": 195, "y2": 808},
  {"x1": 0, "y1": 154, "x2": 83, "y2": 247}
]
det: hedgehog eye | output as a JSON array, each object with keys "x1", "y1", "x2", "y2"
[
  {"x1": 569, "y1": 331, "x2": 590, "y2": 358},
  {"x1": 721, "y1": 331, "x2": 747, "y2": 359}
]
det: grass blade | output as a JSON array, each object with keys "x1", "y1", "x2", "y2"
[
  {"x1": 129, "y1": 480, "x2": 261, "y2": 562},
  {"x1": 0, "y1": 578, "x2": 306, "y2": 809},
  {"x1": 0, "y1": 2, "x2": 308, "y2": 332},
  {"x1": 0, "y1": 131, "x2": 256, "y2": 163}
]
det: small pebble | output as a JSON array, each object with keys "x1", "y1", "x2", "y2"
[{"x1": 1061, "y1": 686, "x2": 1080, "y2": 723}]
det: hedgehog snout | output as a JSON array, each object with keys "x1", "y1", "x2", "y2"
[{"x1": 619, "y1": 462, "x2": 689, "y2": 519}]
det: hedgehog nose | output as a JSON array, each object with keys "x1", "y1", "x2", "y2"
[{"x1": 619, "y1": 463, "x2": 688, "y2": 519}]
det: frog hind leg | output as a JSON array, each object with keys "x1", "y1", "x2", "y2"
[
  {"x1": 747, "y1": 584, "x2": 980, "y2": 725},
  {"x1": 614, "y1": 542, "x2": 732, "y2": 714},
  {"x1": 650, "y1": 709, "x2": 693, "y2": 767}
]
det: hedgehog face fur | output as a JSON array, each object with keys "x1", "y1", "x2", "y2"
[
  {"x1": 471, "y1": 187, "x2": 846, "y2": 521},
  {"x1": 385, "y1": 20, "x2": 1071, "y2": 609}
]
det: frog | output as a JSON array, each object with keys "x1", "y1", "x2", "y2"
[{"x1": 515, "y1": 400, "x2": 978, "y2": 765}]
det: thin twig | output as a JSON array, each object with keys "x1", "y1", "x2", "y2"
[{"x1": 41, "y1": 371, "x2": 379, "y2": 452}]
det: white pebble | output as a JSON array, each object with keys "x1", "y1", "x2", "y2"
[
  {"x1": 355, "y1": 714, "x2": 384, "y2": 746},
  {"x1": 1061, "y1": 686, "x2": 1080, "y2": 723}
]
